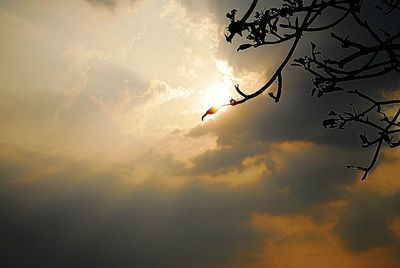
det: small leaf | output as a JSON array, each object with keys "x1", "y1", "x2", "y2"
[{"x1": 328, "y1": 111, "x2": 337, "y2": 116}]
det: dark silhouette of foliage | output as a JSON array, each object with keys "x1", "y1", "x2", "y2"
[{"x1": 204, "y1": 0, "x2": 400, "y2": 180}]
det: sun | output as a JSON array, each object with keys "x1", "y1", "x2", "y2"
[{"x1": 201, "y1": 82, "x2": 232, "y2": 111}]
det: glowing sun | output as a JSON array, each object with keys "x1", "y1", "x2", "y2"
[{"x1": 201, "y1": 82, "x2": 232, "y2": 110}]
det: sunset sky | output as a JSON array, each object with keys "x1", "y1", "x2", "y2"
[{"x1": 1, "y1": 0, "x2": 400, "y2": 267}]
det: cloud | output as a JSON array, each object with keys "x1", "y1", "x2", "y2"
[
  {"x1": 237, "y1": 212, "x2": 400, "y2": 268},
  {"x1": 0, "y1": 143, "x2": 261, "y2": 267},
  {"x1": 1, "y1": 137, "x2": 400, "y2": 267},
  {"x1": 90, "y1": 78, "x2": 192, "y2": 136},
  {"x1": 83, "y1": 0, "x2": 118, "y2": 9},
  {"x1": 160, "y1": 0, "x2": 220, "y2": 47},
  {"x1": 82, "y1": 0, "x2": 142, "y2": 10},
  {"x1": 55, "y1": 25, "x2": 145, "y2": 126},
  {"x1": 188, "y1": 142, "x2": 265, "y2": 176},
  {"x1": 334, "y1": 190, "x2": 400, "y2": 252},
  {"x1": 177, "y1": 48, "x2": 204, "y2": 79}
]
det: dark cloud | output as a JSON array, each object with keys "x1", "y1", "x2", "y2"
[
  {"x1": 1, "y1": 138, "x2": 400, "y2": 267},
  {"x1": 334, "y1": 191, "x2": 400, "y2": 251},
  {"x1": 188, "y1": 142, "x2": 266, "y2": 175},
  {"x1": 0, "y1": 143, "x2": 261, "y2": 268}
]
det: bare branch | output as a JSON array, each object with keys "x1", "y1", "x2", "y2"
[{"x1": 203, "y1": 0, "x2": 400, "y2": 180}]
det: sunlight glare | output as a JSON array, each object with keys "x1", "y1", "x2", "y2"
[{"x1": 201, "y1": 82, "x2": 232, "y2": 112}]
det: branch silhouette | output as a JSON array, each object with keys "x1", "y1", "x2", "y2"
[{"x1": 203, "y1": 0, "x2": 399, "y2": 180}]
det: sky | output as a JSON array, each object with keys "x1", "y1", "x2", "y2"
[{"x1": 0, "y1": 0, "x2": 399, "y2": 267}]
